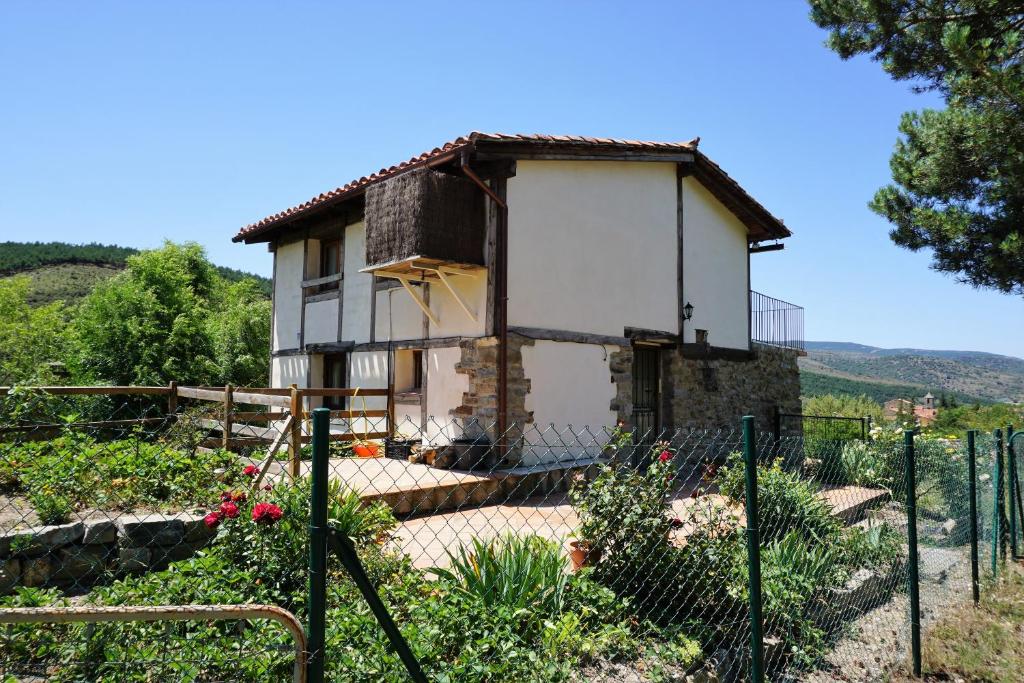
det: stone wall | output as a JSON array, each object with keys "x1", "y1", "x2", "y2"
[
  {"x1": 453, "y1": 335, "x2": 534, "y2": 445},
  {"x1": 0, "y1": 513, "x2": 216, "y2": 593},
  {"x1": 661, "y1": 343, "x2": 801, "y2": 432}
]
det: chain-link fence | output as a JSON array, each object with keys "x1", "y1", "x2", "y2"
[{"x1": 0, "y1": 386, "x2": 1016, "y2": 681}]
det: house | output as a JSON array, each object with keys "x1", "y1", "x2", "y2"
[
  {"x1": 883, "y1": 396, "x2": 938, "y2": 426},
  {"x1": 233, "y1": 133, "x2": 803, "y2": 463}
]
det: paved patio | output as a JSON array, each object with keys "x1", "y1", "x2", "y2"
[{"x1": 391, "y1": 483, "x2": 890, "y2": 569}]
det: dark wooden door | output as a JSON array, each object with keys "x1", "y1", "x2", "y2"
[{"x1": 631, "y1": 346, "x2": 660, "y2": 442}]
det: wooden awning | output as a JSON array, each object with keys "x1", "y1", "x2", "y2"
[{"x1": 360, "y1": 256, "x2": 485, "y2": 326}]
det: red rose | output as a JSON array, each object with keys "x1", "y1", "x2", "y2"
[
  {"x1": 204, "y1": 512, "x2": 222, "y2": 529},
  {"x1": 658, "y1": 451, "x2": 672, "y2": 462},
  {"x1": 220, "y1": 501, "x2": 240, "y2": 519},
  {"x1": 220, "y1": 491, "x2": 233, "y2": 502},
  {"x1": 243, "y1": 464, "x2": 259, "y2": 478},
  {"x1": 670, "y1": 517, "x2": 683, "y2": 529},
  {"x1": 230, "y1": 490, "x2": 247, "y2": 503},
  {"x1": 252, "y1": 502, "x2": 284, "y2": 526},
  {"x1": 263, "y1": 483, "x2": 273, "y2": 491}
]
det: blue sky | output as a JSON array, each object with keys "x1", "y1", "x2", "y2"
[{"x1": 2, "y1": 1, "x2": 1022, "y2": 357}]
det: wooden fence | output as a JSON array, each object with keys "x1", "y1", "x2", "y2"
[{"x1": 0, "y1": 383, "x2": 395, "y2": 479}]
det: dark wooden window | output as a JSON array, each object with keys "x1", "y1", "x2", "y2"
[
  {"x1": 318, "y1": 239, "x2": 342, "y2": 292},
  {"x1": 323, "y1": 353, "x2": 347, "y2": 409},
  {"x1": 412, "y1": 349, "x2": 423, "y2": 391}
]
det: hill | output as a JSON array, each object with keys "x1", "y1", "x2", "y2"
[
  {"x1": 0, "y1": 241, "x2": 271, "y2": 304},
  {"x1": 800, "y1": 341, "x2": 1024, "y2": 404}
]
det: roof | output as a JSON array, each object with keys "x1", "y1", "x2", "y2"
[{"x1": 233, "y1": 132, "x2": 791, "y2": 244}]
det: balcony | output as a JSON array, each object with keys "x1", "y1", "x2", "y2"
[{"x1": 750, "y1": 290, "x2": 804, "y2": 352}]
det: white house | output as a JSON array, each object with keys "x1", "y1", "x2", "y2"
[{"x1": 234, "y1": 133, "x2": 802, "y2": 462}]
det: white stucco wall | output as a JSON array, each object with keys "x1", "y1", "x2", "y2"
[
  {"x1": 272, "y1": 240, "x2": 304, "y2": 352},
  {"x1": 303, "y1": 299, "x2": 339, "y2": 345},
  {"x1": 428, "y1": 276, "x2": 487, "y2": 338},
  {"x1": 348, "y1": 350, "x2": 388, "y2": 411},
  {"x1": 374, "y1": 286, "x2": 424, "y2": 341},
  {"x1": 682, "y1": 177, "x2": 750, "y2": 349},
  {"x1": 506, "y1": 161, "x2": 678, "y2": 336},
  {"x1": 520, "y1": 340, "x2": 616, "y2": 464},
  {"x1": 270, "y1": 354, "x2": 309, "y2": 388},
  {"x1": 425, "y1": 346, "x2": 468, "y2": 444},
  {"x1": 341, "y1": 222, "x2": 373, "y2": 344}
]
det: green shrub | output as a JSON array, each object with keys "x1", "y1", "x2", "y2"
[
  {"x1": 839, "y1": 523, "x2": 904, "y2": 572},
  {"x1": 718, "y1": 455, "x2": 841, "y2": 544},
  {"x1": 8, "y1": 434, "x2": 236, "y2": 520},
  {"x1": 29, "y1": 490, "x2": 73, "y2": 525},
  {"x1": 761, "y1": 531, "x2": 840, "y2": 668},
  {"x1": 327, "y1": 480, "x2": 398, "y2": 545},
  {"x1": 434, "y1": 534, "x2": 569, "y2": 617},
  {"x1": 838, "y1": 440, "x2": 889, "y2": 488}
]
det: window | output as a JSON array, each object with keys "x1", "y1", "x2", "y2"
[
  {"x1": 318, "y1": 238, "x2": 342, "y2": 292},
  {"x1": 323, "y1": 353, "x2": 347, "y2": 409}
]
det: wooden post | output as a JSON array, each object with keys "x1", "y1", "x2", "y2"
[
  {"x1": 167, "y1": 381, "x2": 178, "y2": 416},
  {"x1": 386, "y1": 383, "x2": 395, "y2": 437},
  {"x1": 289, "y1": 384, "x2": 302, "y2": 480},
  {"x1": 222, "y1": 384, "x2": 234, "y2": 451}
]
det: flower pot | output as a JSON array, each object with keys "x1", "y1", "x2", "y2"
[
  {"x1": 354, "y1": 443, "x2": 380, "y2": 458},
  {"x1": 569, "y1": 540, "x2": 600, "y2": 571}
]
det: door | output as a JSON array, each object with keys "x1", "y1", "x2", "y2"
[{"x1": 631, "y1": 346, "x2": 661, "y2": 442}]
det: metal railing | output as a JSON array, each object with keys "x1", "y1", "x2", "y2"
[{"x1": 750, "y1": 290, "x2": 804, "y2": 351}]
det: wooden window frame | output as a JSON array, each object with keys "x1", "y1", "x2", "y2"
[{"x1": 318, "y1": 238, "x2": 342, "y2": 293}]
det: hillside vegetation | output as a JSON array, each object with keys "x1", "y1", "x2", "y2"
[
  {"x1": 801, "y1": 341, "x2": 1024, "y2": 404},
  {"x1": 1, "y1": 242, "x2": 271, "y2": 388},
  {"x1": 0, "y1": 241, "x2": 270, "y2": 304}
]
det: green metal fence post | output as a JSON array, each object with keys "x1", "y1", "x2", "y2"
[
  {"x1": 968, "y1": 430, "x2": 980, "y2": 606},
  {"x1": 992, "y1": 428, "x2": 1004, "y2": 575},
  {"x1": 1009, "y1": 425, "x2": 1018, "y2": 559},
  {"x1": 741, "y1": 415, "x2": 765, "y2": 683},
  {"x1": 1011, "y1": 431, "x2": 1024, "y2": 562},
  {"x1": 905, "y1": 429, "x2": 922, "y2": 678},
  {"x1": 307, "y1": 407, "x2": 330, "y2": 683}
]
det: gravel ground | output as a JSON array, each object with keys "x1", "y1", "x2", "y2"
[{"x1": 803, "y1": 546, "x2": 975, "y2": 682}]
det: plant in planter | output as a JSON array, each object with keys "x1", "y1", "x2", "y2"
[{"x1": 569, "y1": 443, "x2": 676, "y2": 570}]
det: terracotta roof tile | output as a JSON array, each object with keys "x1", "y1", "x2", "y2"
[{"x1": 232, "y1": 132, "x2": 789, "y2": 243}]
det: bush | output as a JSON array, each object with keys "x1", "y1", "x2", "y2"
[
  {"x1": 3, "y1": 431, "x2": 237, "y2": 521},
  {"x1": 839, "y1": 523, "x2": 904, "y2": 572},
  {"x1": 718, "y1": 455, "x2": 841, "y2": 544},
  {"x1": 434, "y1": 534, "x2": 569, "y2": 617},
  {"x1": 838, "y1": 440, "x2": 889, "y2": 488}
]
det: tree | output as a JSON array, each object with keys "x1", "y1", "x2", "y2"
[
  {"x1": 71, "y1": 242, "x2": 269, "y2": 386},
  {"x1": 0, "y1": 276, "x2": 69, "y2": 385},
  {"x1": 810, "y1": 0, "x2": 1024, "y2": 294}
]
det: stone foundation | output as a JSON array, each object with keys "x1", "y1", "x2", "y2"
[{"x1": 661, "y1": 344, "x2": 801, "y2": 432}]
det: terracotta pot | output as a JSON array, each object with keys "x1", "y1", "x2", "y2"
[{"x1": 569, "y1": 540, "x2": 600, "y2": 571}]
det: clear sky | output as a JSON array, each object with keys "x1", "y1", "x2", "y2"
[{"x1": 2, "y1": 1, "x2": 1022, "y2": 357}]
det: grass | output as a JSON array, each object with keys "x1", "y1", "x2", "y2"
[{"x1": 893, "y1": 563, "x2": 1024, "y2": 682}]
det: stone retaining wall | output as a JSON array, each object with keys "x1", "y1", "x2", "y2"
[{"x1": 0, "y1": 512, "x2": 216, "y2": 593}]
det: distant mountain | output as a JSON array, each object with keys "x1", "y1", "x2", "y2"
[
  {"x1": 0, "y1": 241, "x2": 270, "y2": 305},
  {"x1": 801, "y1": 341, "x2": 1024, "y2": 404}
]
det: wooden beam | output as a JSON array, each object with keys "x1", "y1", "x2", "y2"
[
  {"x1": 289, "y1": 385, "x2": 302, "y2": 481},
  {"x1": 300, "y1": 272, "x2": 344, "y2": 289},
  {"x1": 435, "y1": 269, "x2": 477, "y2": 322},
  {"x1": 508, "y1": 326, "x2": 630, "y2": 347},
  {"x1": 253, "y1": 414, "x2": 293, "y2": 489}
]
